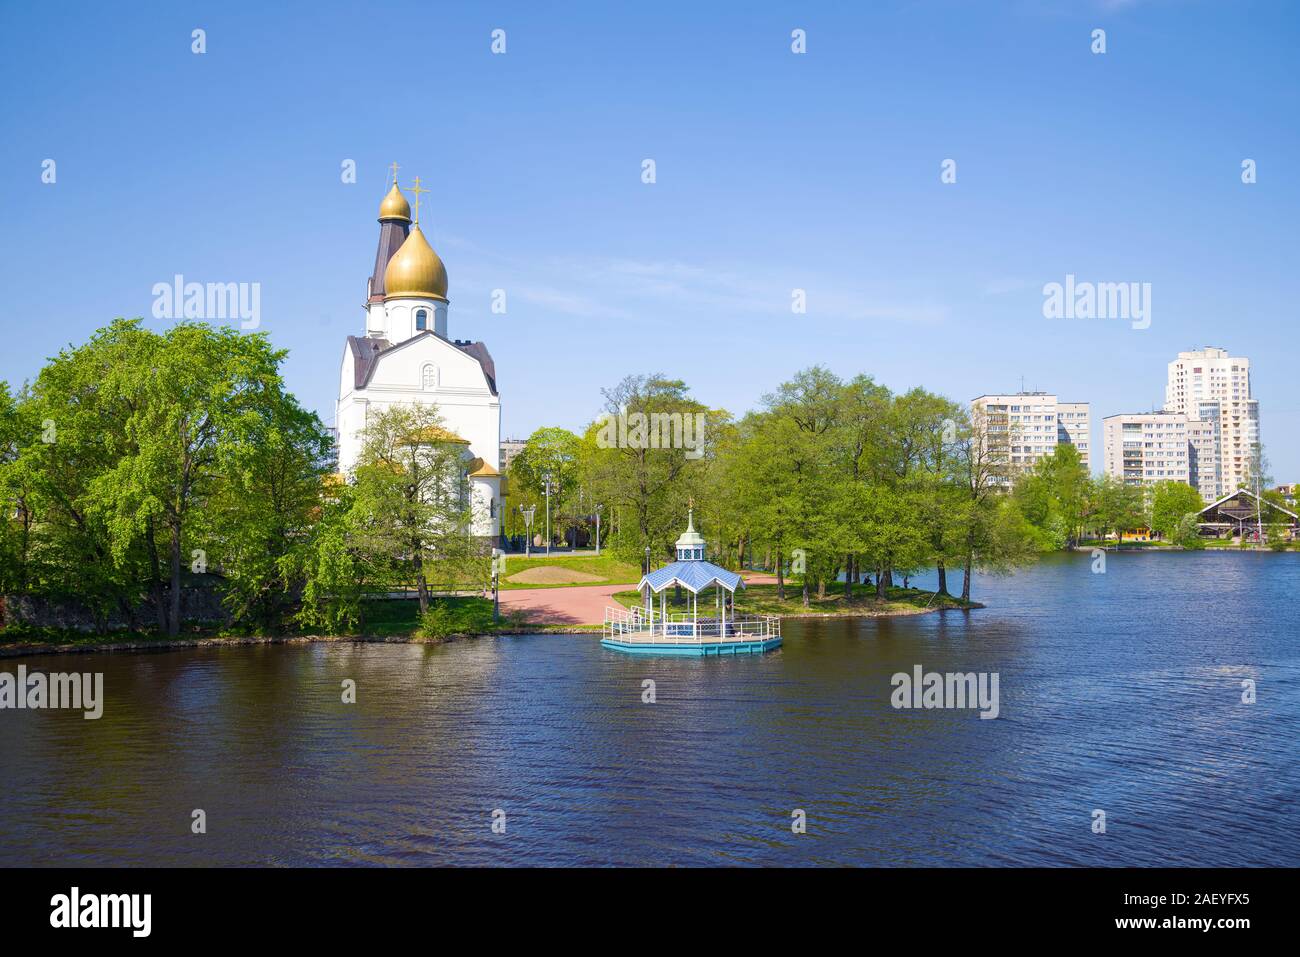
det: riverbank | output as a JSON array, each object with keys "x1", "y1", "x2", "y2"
[
  {"x1": 613, "y1": 582, "x2": 982, "y2": 618},
  {"x1": 0, "y1": 625, "x2": 601, "y2": 659},
  {"x1": 0, "y1": 584, "x2": 976, "y2": 658}
]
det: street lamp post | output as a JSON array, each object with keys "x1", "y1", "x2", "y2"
[
  {"x1": 594, "y1": 503, "x2": 603, "y2": 555},
  {"x1": 543, "y1": 473, "x2": 552, "y2": 557},
  {"x1": 491, "y1": 548, "x2": 501, "y2": 623},
  {"x1": 519, "y1": 505, "x2": 535, "y2": 558}
]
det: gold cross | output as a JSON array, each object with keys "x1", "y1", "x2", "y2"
[
  {"x1": 406, "y1": 176, "x2": 429, "y2": 224},
  {"x1": 388, "y1": 161, "x2": 400, "y2": 186}
]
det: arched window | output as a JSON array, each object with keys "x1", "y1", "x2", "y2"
[
  {"x1": 415, "y1": 309, "x2": 428, "y2": 331},
  {"x1": 421, "y1": 363, "x2": 438, "y2": 390}
]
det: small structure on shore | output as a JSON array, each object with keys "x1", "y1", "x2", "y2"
[
  {"x1": 1196, "y1": 488, "x2": 1299, "y2": 541},
  {"x1": 602, "y1": 509, "x2": 781, "y2": 656}
]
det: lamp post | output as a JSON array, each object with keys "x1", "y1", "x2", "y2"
[
  {"x1": 543, "y1": 473, "x2": 553, "y2": 557},
  {"x1": 519, "y1": 505, "x2": 535, "y2": 558},
  {"x1": 491, "y1": 548, "x2": 501, "y2": 623},
  {"x1": 645, "y1": 544, "x2": 651, "y2": 575},
  {"x1": 594, "y1": 503, "x2": 603, "y2": 555}
]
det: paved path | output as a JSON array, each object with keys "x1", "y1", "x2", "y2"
[
  {"x1": 498, "y1": 583, "x2": 629, "y2": 625},
  {"x1": 499, "y1": 572, "x2": 778, "y2": 625}
]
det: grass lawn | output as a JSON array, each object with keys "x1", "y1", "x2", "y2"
[
  {"x1": 500, "y1": 552, "x2": 642, "y2": 589},
  {"x1": 612, "y1": 582, "x2": 979, "y2": 617},
  {"x1": 1078, "y1": 538, "x2": 1177, "y2": 548}
]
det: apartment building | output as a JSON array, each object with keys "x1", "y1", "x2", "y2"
[
  {"x1": 1056, "y1": 402, "x2": 1092, "y2": 469},
  {"x1": 499, "y1": 437, "x2": 527, "y2": 472},
  {"x1": 1164, "y1": 348, "x2": 1260, "y2": 499},
  {"x1": 971, "y1": 392, "x2": 1091, "y2": 484},
  {"x1": 1102, "y1": 411, "x2": 1191, "y2": 487}
]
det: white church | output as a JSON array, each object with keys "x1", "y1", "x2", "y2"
[{"x1": 335, "y1": 176, "x2": 501, "y2": 538}]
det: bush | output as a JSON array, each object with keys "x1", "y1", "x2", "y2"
[
  {"x1": 416, "y1": 605, "x2": 456, "y2": 639},
  {"x1": 415, "y1": 599, "x2": 495, "y2": 639}
]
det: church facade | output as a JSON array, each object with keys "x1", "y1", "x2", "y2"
[{"x1": 335, "y1": 178, "x2": 501, "y2": 538}]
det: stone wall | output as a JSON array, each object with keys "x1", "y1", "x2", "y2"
[{"x1": 1, "y1": 584, "x2": 230, "y2": 633}]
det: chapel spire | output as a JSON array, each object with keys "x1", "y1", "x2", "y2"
[{"x1": 368, "y1": 167, "x2": 412, "y2": 303}]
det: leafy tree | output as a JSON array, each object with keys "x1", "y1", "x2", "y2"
[
  {"x1": 205, "y1": 395, "x2": 333, "y2": 632},
  {"x1": 1090, "y1": 476, "x2": 1146, "y2": 544},
  {"x1": 583, "y1": 374, "x2": 712, "y2": 569},
  {"x1": 347, "y1": 403, "x2": 487, "y2": 615},
  {"x1": 1148, "y1": 481, "x2": 1203, "y2": 541},
  {"x1": 509, "y1": 426, "x2": 581, "y2": 545}
]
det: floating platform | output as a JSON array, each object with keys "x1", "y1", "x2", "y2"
[
  {"x1": 602, "y1": 607, "x2": 781, "y2": 657},
  {"x1": 600, "y1": 635, "x2": 782, "y2": 656}
]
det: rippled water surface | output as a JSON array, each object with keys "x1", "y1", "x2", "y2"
[{"x1": 2, "y1": 552, "x2": 1297, "y2": 866}]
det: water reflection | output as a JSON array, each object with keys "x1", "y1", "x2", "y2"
[{"x1": 1, "y1": 552, "x2": 1297, "y2": 866}]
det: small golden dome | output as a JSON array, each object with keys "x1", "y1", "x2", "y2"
[
  {"x1": 383, "y1": 225, "x2": 448, "y2": 300},
  {"x1": 378, "y1": 183, "x2": 411, "y2": 222}
]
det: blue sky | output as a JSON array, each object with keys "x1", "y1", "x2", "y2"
[{"x1": 1, "y1": 1, "x2": 1297, "y2": 477}]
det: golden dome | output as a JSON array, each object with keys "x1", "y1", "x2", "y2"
[
  {"x1": 378, "y1": 183, "x2": 411, "y2": 222},
  {"x1": 383, "y1": 225, "x2": 448, "y2": 300}
]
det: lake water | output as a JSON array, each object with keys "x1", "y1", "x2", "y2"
[{"x1": 2, "y1": 552, "x2": 1297, "y2": 866}]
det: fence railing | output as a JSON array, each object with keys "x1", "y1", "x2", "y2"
[{"x1": 603, "y1": 605, "x2": 780, "y2": 643}]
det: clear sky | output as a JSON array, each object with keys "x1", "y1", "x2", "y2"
[{"x1": 1, "y1": 1, "x2": 1296, "y2": 477}]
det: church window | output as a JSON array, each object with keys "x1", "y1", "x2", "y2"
[
  {"x1": 416, "y1": 309, "x2": 428, "y2": 331},
  {"x1": 421, "y1": 364, "x2": 438, "y2": 390}
]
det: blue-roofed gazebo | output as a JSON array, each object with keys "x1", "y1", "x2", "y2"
[{"x1": 601, "y1": 510, "x2": 781, "y2": 656}]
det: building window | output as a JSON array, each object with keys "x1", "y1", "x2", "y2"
[
  {"x1": 416, "y1": 309, "x2": 428, "y2": 331},
  {"x1": 421, "y1": 364, "x2": 438, "y2": 390}
]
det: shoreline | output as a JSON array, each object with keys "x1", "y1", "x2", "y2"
[{"x1": 0, "y1": 600, "x2": 979, "y2": 660}]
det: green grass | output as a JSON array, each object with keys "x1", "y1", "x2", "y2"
[
  {"x1": 499, "y1": 552, "x2": 642, "y2": 589},
  {"x1": 612, "y1": 582, "x2": 979, "y2": 617}
]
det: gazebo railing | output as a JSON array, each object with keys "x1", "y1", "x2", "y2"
[{"x1": 604, "y1": 606, "x2": 780, "y2": 644}]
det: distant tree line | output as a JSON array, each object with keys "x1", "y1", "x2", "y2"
[
  {"x1": 506, "y1": 368, "x2": 1239, "y2": 602},
  {"x1": 1, "y1": 322, "x2": 1239, "y2": 637}
]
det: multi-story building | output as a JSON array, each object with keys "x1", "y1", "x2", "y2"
[
  {"x1": 1056, "y1": 402, "x2": 1092, "y2": 469},
  {"x1": 971, "y1": 392, "x2": 1090, "y2": 484},
  {"x1": 1187, "y1": 414, "x2": 1220, "y2": 500},
  {"x1": 1164, "y1": 348, "x2": 1260, "y2": 499},
  {"x1": 499, "y1": 437, "x2": 527, "y2": 472},
  {"x1": 1102, "y1": 412, "x2": 1191, "y2": 487}
]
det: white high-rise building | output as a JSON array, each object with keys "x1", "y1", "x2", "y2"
[
  {"x1": 1056, "y1": 402, "x2": 1092, "y2": 469},
  {"x1": 970, "y1": 392, "x2": 1091, "y2": 484},
  {"x1": 1164, "y1": 348, "x2": 1259, "y2": 500},
  {"x1": 1102, "y1": 412, "x2": 1191, "y2": 487}
]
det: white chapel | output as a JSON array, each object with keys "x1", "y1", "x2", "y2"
[{"x1": 335, "y1": 175, "x2": 501, "y2": 538}]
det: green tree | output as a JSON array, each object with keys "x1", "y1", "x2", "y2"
[
  {"x1": 205, "y1": 395, "x2": 333, "y2": 632},
  {"x1": 584, "y1": 374, "x2": 712, "y2": 570},
  {"x1": 1148, "y1": 481, "x2": 1203, "y2": 540},
  {"x1": 509, "y1": 426, "x2": 580, "y2": 546},
  {"x1": 347, "y1": 404, "x2": 486, "y2": 615}
]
